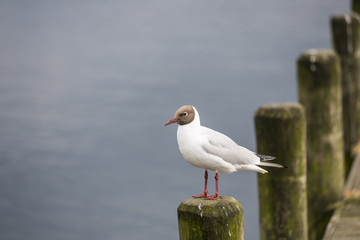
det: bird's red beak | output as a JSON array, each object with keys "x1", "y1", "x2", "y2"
[{"x1": 165, "y1": 118, "x2": 177, "y2": 126}]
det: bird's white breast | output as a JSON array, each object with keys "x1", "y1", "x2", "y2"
[{"x1": 176, "y1": 124, "x2": 236, "y2": 173}]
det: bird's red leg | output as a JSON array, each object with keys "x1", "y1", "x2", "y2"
[
  {"x1": 206, "y1": 172, "x2": 219, "y2": 200},
  {"x1": 193, "y1": 170, "x2": 208, "y2": 198}
]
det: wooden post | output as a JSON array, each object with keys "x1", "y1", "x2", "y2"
[
  {"x1": 177, "y1": 196, "x2": 244, "y2": 240},
  {"x1": 352, "y1": 0, "x2": 360, "y2": 14},
  {"x1": 254, "y1": 103, "x2": 307, "y2": 240},
  {"x1": 331, "y1": 13, "x2": 360, "y2": 175},
  {"x1": 297, "y1": 49, "x2": 344, "y2": 240}
]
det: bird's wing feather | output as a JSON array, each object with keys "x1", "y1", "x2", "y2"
[{"x1": 200, "y1": 126, "x2": 260, "y2": 165}]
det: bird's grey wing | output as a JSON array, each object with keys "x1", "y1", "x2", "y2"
[{"x1": 200, "y1": 127, "x2": 260, "y2": 165}]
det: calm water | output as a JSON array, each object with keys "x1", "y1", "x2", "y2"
[{"x1": 0, "y1": 1, "x2": 348, "y2": 239}]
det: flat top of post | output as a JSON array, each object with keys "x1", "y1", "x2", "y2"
[
  {"x1": 178, "y1": 196, "x2": 243, "y2": 217},
  {"x1": 254, "y1": 102, "x2": 304, "y2": 120},
  {"x1": 331, "y1": 13, "x2": 360, "y2": 56},
  {"x1": 331, "y1": 12, "x2": 360, "y2": 22},
  {"x1": 297, "y1": 49, "x2": 338, "y2": 62},
  {"x1": 179, "y1": 196, "x2": 240, "y2": 208}
]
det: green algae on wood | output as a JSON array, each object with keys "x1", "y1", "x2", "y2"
[
  {"x1": 331, "y1": 13, "x2": 360, "y2": 176},
  {"x1": 254, "y1": 103, "x2": 308, "y2": 240},
  {"x1": 297, "y1": 49, "x2": 344, "y2": 240},
  {"x1": 177, "y1": 196, "x2": 244, "y2": 240}
]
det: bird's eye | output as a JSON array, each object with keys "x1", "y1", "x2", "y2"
[{"x1": 181, "y1": 112, "x2": 188, "y2": 117}]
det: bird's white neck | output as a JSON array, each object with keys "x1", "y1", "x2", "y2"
[{"x1": 189, "y1": 106, "x2": 201, "y2": 126}]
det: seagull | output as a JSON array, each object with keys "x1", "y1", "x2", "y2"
[{"x1": 165, "y1": 105, "x2": 285, "y2": 200}]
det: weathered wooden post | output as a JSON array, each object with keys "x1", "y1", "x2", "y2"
[
  {"x1": 178, "y1": 196, "x2": 244, "y2": 240},
  {"x1": 255, "y1": 103, "x2": 307, "y2": 240},
  {"x1": 331, "y1": 13, "x2": 360, "y2": 175},
  {"x1": 352, "y1": 0, "x2": 360, "y2": 14},
  {"x1": 297, "y1": 49, "x2": 344, "y2": 240}
]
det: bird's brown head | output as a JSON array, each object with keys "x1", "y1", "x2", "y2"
[{"x1": 165, "y1": 105, "x2": 195, "y2": 126}]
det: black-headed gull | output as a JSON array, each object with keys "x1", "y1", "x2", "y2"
[{"x1": 165, "y1": 105, "x2": 285, "y2": 200}]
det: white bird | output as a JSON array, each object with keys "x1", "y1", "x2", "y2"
[{"x1": 165, "y1": 105, "x2": 285, "y2": 200}]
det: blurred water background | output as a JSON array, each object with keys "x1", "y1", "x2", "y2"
[{"x1": 0, "y1": 1, "x2": 349, "y2": 239}]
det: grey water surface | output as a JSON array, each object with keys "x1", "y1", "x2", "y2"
[{"x1": 0, "y1": 1, "x2": 348, "y2": 239}]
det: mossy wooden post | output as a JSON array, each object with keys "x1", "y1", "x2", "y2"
[
  {"x1": 352, "y1": 0, "x2": 360, "y2": 14},
  {"x1": 177, "y1": 196, "x2": 244, "y2": 240},
  {"x1": 254, "y1": 103, "x2": 307, "y2": 240},
  {"x1": 331, "y1": 14, "x2": 360, "y2": 175},
  {"x1": 297, "y1": 49, "x2": 344, "y2": 240}
]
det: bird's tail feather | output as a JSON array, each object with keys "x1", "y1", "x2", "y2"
[
  {"x1": 256, "y1": 153, "x2": 276, "y2": 161},
  {"x1": 257, "y1": 161, "x2": 286, "y2": 168},
  {"x1": 236, "y1": 164, "x2": 268, "y2": 174}
]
